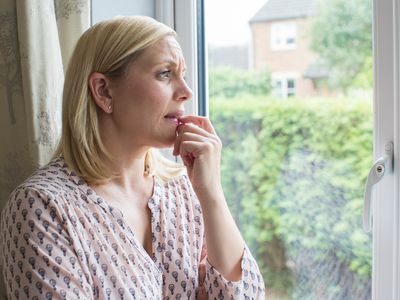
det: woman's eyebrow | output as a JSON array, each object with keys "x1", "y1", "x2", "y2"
[
  {"x1": 154, "y1": 59, "x2": 186, "y2": 72},
  {"x1": 154, "y1": 59, "x2": 178, "y2": 67}
]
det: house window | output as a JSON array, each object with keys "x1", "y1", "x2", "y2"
[
  {"x1": 287, "y1": 79, "x2": 296, "y2": 97},
  {"x1": 271, "y1": 22, "x2": 297, "y2": 50},
  {"x1": 273, "y1": 78, "x2": 296, "y2": 98}
]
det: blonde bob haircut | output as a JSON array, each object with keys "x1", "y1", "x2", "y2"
[{"x1": 54, "y1": 16, "x2": 185, "y2": 184}]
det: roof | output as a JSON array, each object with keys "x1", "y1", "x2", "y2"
[
  {"x1": 208, "y1": 45, "x2": 249, "y2": 69},
  {"x1": 303, "y1": 62, "x2": 329, "y2": 79},
  {"x1": 249, "y1": 0, "x2": 315, "y2": 23}
]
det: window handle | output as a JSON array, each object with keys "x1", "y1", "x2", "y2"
[{"x1": 363, "y1": 142, "x2": 394, "y2": 232}]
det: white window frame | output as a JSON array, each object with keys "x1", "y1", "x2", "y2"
[
  {"x1": 395, "y1": 0, "x2": 400, "y2": 295},
  {"x1": 374, "y1": 0, "x2": 400, "y2": 298},
  {"x1": 272, "y1": 79, "x2": 284, "y2": 98},
  {"x1": 272, "y1": 78, "x2": 296, "y2": 98},
  {"x1": 271, "y1": 22, "x2": 297, "y2": 51},
  {"x1": 171, "y1": 0, "x2": 400, "y2": 298},
  {"x1": 272, "y1": 72, "x2": 299, "y2": 98}
]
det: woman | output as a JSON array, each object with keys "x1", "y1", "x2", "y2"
[{"x1": 0, "y1": 16, "x2": 265, "y2": 299}]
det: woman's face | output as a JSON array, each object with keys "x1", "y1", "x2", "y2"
[{"x1": 108, "y1": 35, "x2": 192, "y2": 149}]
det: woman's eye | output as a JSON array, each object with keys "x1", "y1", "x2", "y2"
[{"x1": 159, "y1": 70, "x2": 171, "y2": 79}]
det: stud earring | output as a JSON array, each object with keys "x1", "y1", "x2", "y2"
[{"x1": 108, "y1": 105, "x2": 112, "y2": 111}]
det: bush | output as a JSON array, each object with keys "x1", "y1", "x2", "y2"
[{"x1": 210, "y1": 96, "x2": 372, "y2": 299}]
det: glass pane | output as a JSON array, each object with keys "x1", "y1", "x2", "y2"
[{"x1": 206, "y1": 0, "x2": 372, "y2": 298}]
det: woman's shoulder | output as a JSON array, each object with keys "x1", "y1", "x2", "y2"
[{"x1": 7, "y1": 157, "x2": 84, "y2": 207}]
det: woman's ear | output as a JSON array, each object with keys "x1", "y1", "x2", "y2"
[{"x1": 89, "y1": 72, "x2": 113, "y2": 113}]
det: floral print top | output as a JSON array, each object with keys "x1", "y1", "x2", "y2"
[{"x1": 0, "y1": 157, "x2": 265, "y2": 299}]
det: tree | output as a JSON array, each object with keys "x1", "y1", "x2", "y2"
[{"x1": 310, "y1": 0, "x2": 372, "y2": 91}]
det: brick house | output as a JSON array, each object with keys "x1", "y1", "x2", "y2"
[{"x1": 250, "y1": 0, "x2": 328, "y2": 98}]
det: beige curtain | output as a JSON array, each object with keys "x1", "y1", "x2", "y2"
[{"x1": 0, "y1": 0, "x2": 90, "y2": 298}]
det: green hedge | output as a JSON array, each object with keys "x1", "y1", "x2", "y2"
[{"x1": 210, "y1": 96, "x2": 372, "y2": 299}]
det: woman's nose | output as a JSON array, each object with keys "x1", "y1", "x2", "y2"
[{"x1": 175, "y1": 78, "x2": 193, "y2": 102}]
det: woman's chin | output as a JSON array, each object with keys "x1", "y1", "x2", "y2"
[{"x1": 153, "y1": 134, "x2": 176, "y2": 149}]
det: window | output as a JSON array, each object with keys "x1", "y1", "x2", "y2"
[
  {"x1": 204, "y1": 0, "x2": 374, "y2": 297},
  {"x1": 271, "y1": 22, "x2": 297, "y2": 50},
  {"x1": 272, "y1": 78, "x2": 296, "y2": 98},
  {"x1": 182, "y1": 0, "x2": 400, "y2": 298},
  {"x1": 287, "y1": 79, "x2": 296, "y2": 96}
]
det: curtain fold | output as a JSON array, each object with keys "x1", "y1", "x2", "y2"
[
  {"x1": 16, "y1": 0, "x2": 65, "y2": 167},
  {"x1": 0, "y1": 1, "x2": 89, "y2": 298}
]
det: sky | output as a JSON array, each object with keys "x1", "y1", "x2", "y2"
[{"x1": 205, "y1": 0, "x2": 268, "y2": 47}]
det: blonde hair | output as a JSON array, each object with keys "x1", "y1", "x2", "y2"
[{"x1": 54, "y1": 16, "x2": 185, "y2": 184}]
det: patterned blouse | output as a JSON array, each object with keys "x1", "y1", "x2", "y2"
[{"x1": 0, "y1": 157, "x2": 265, "y2": 299}]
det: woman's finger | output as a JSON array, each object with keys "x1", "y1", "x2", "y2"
[
  {"x1": 173, "y1": 132, "x2": 208, "y2": 156},
  {"x1": 173, "y1": 128, "x2": 184, "y2": 156},
  {"x1": 179, "y1": 140, "x2": 208, "y2": 160},
  {"x1": 173, "y1": 124, "x2": 200, "y2": 156},
  {"x1": 174, "y1": 123, "x2": 216, "y2": 156},
  {"x1": 177, "y1": 122, "x2": 214, "y2": 139},
  {"x1": 178, "y1": 115, "x2": 217, "y2": 135}
]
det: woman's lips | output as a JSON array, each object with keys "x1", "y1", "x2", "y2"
[
  {"x1": 164, "y1": 116, "x2": 180, "y2": 125},
  {"x1": 164, "y1": 110, "x2": 184, "y2": 126}
]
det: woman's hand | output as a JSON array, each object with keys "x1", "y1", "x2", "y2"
[{"x1": 173, "y1": 115, "x2": 223, "y2": 201}]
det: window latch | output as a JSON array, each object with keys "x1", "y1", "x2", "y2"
[{"x1": 363, "y1": 142, "x2": 394, "y2": 232}]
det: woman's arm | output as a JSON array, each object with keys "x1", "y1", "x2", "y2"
[
  {"x1": 175, "y1": 116, "x2": 265, "y2": 298},
  {"x1": 194, "y1": 200, "x2": 266, "y2": 299},
  {"x1": 174, "y1": 115, "x2": 244, "y2": 280},
  {"x1": 196, "y1": 187, "x2": 244, "y2": 281}
]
